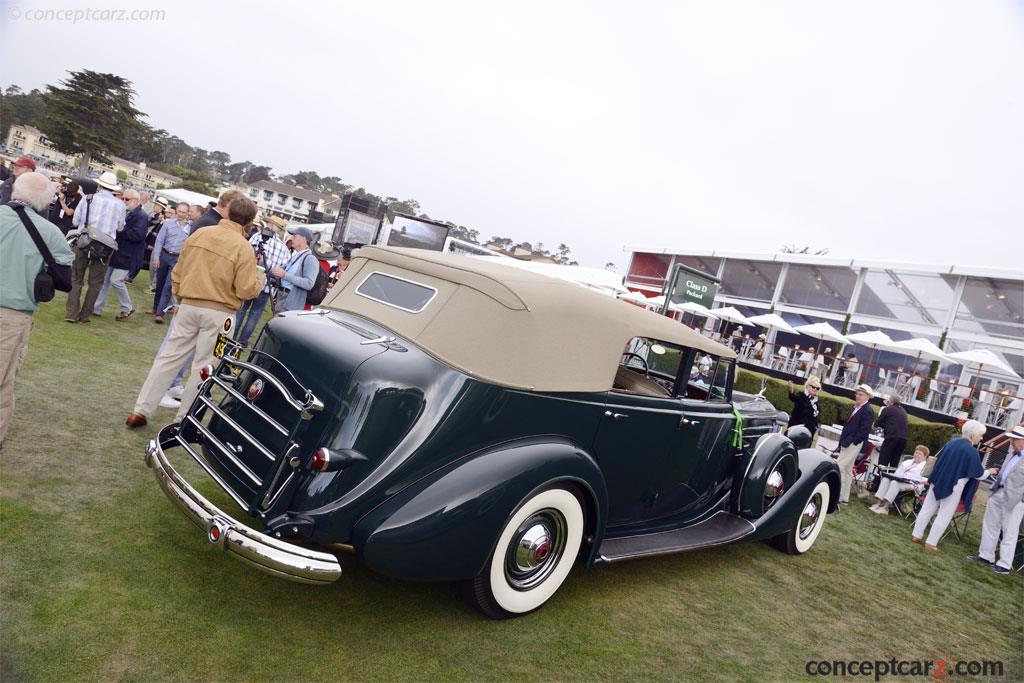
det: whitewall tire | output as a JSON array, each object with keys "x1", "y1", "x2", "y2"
[
  {"x1": 771, "y1": 480, "x2": 830, "y2": 555},
  {"x1": 466, "y1": 487, "x2": 585, "y2": 619}
]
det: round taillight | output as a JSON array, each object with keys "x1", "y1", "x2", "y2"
[
  {"x1": 312, "y1": 448, "x2": 329, "y2": 472},
  {"x1": 199, "y1": 364, "x2": 214, "y2": 381},
  {"x1": 247, "y1": 378, "x2": 264, "y2": 401},
  {"x1": 208, "y1": 526, "x2": 221, "y2": 542}
]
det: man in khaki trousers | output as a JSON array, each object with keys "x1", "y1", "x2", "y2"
[
  {"x1": 126, "y1": 197, "x2": 265, "y2": 428},
  {"x1": 0, "y1": 173, "x2": 75, "y2": 446},
  {"x1": 834, "y1": 384, "x2": 876, "y2": 511}
]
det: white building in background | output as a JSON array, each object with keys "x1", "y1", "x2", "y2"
[
  {"x1": 236, "y1": 179, "x2": 339, "y2": 223},
  {"x1": 624, "y1": 246, "x2": 1023, "y2": 428},
  {"x1": 86, "y1": 156, "x2": 181, "y2": 190},
  {"x1": 3, "y1": 124, "x2": 75, "y2": 166}
]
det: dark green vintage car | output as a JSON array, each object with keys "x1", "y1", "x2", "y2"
[{"x1": 145, "y1": 247, "x2": 840, "y2": 618}]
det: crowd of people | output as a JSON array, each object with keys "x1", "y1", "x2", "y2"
[
  {"x1": 786, "y1": 373, "x2": 1023, "y2": 574},
  {"x1": 0, "y1": 161, "x2": 353, "y2": 442}
]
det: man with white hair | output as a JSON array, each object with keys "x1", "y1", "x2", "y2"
[
  {"x1": 92, "y1": 188, "x2": 149, "y2": 319},
  {"x1": 968, "y1": 424, "x2": 1024, "y2": 574},
  {"x1": 0, "y1": 172, "x2": 75, "y2": 446},
  {"x1": 834, "y1": 384, "x2": 876, "y2": 509}
]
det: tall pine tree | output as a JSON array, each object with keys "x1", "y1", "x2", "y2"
[{"x1": 39, "y1": 70, "x2": 147, "y2": 176}]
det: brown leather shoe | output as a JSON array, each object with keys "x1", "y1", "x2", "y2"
[
  {"x1": 153, "y1": 316, "x2": 164, "y2": 324},
  {"x1": 911, "y1": 536, "x2": 924, "y2": 545},
  {"x1": 924, "y1": 544, "x2": 939, "y2": 553},
  {"x1": 125, "y1": 413, "x2": 148, "y2": 428}
]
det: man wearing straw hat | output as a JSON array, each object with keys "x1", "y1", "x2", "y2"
[
  {"x1": 968, "y1": 424, "x2": 1024, "y2": 574},
  {"x1": 64, "y1": 171, "x2": 125, "y2": 323},
  {"x1": 834, "y1": 383, "x2": 876, "y2": 509}
]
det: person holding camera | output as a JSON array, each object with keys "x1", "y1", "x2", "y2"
[
  {"x1": 270, "y1": 226, "x2": 320, "y2": 312},
  {"x1": 1, "y1": 172, "x2": 75, "y2": 447},
  {"x1": 235, "y1": 216, "x2": 289, "y2": 345},
  {"x1": 64, "y1": 172, "x2": 125, "y2": 324},
  {"x1": 50, "y1": 179, "x2": 81, "y2": 234}
]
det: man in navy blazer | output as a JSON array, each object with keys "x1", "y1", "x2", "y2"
[{"x1": 835, "y1": 383, "x2": 876, "y2": 508}]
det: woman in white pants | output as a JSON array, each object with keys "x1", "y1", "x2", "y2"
[
  {"x1": 870, "y1": 445, "x2": 929, "y2": 514},
  {"x1": 912, "y1": 421, "x2": 996, "y2": 551}
]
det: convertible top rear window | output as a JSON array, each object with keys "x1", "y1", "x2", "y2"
[{"x1": 355, "y1": 271, "x2": 437, "y2": 313}]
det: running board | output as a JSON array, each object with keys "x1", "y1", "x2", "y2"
[{"x1": 597, "y1": 511, "x2": 755, "y2": 562}]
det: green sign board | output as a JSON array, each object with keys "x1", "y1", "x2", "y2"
[{"x1": 664, "y1": 263, "x2": 720, "y2": 313}]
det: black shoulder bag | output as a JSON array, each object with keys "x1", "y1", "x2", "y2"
[{"x1": 8, "y1": 203, "x2": 73, "y2": 302}]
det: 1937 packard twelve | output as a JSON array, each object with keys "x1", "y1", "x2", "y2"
[{"x1": 145, "y1": 247, "x2": 840, "y2": 618}]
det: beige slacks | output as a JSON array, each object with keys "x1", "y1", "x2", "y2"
[
  {"x1": 836, "y1": 441, "x2": 862, "y2": 504},
  {"x1": 0, "y1": 307, "x2": 34, "y2": 446},
  {"x1": 133, "y1": 304, "x2": 234, "y2": 421}
]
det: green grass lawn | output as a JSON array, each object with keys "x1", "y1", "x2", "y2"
[{"x1": 2, "y1": 280, "x2": 1022, "y2": 682}]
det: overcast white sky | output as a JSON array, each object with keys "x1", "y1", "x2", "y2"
[{"x1": 2, "y1": 0, "x2": 1021, "y2": 270}]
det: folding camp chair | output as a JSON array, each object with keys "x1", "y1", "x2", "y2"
[{"x1": 941, "y1": 486, "x2": 978, "y2": 543}]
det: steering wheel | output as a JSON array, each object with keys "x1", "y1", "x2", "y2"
[{"x1": 620, "y1": 352, "x2": 650, "y2": 376}]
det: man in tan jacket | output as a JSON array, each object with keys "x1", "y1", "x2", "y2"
[{"x1": 126, "y1": 197, "x2": 265, "y2": 427}]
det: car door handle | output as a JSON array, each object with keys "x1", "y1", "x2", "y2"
[
  {"x1": 680, "y1": 417, "x2": 701, "y2": 425},
  {"x1": 604, "y1": 411, "x2": 628, "y2": 420}
]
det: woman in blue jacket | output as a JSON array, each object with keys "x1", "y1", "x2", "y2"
[{"x1": 912, "y1": 420, "x2": 997, "y2": 551}]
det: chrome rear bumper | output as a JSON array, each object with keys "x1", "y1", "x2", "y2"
[{"x1": 145, "y1": 427, "x2": 342, "y2": 585}]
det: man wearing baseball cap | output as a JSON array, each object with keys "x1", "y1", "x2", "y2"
[
  {"x1": 270, "y1": 225, "x2": 320, "y2": 312},
  {"x1": 0, "y1": 157, "x2": 37, "y2": 204},
  {"x1": 968, "y1": 424, "x2": 1024, "y2": 574}
]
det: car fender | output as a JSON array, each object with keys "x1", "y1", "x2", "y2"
[
  {"x1": 351, "y1": 436, "x2": 608, "y2": 582},
  {"x1": 734, "y1": 433, "x2": 800, "y2": 519},
  {"x1": 747, "y1": 447, "x2": 841, "y2": 541}
]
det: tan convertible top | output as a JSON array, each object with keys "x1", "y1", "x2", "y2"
[{"x1": 322, "y1": 247, "x2": 735, "y2": 392}]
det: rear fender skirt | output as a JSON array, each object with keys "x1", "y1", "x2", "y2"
[
  {"x1": 745, "y1": 448, "x2": 841, "y2": 541},
  {"x1": 351, "y1": 437, "x2": 608, "y2": 582}
]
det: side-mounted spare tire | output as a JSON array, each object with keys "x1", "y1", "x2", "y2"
[
  {"x1": 735, "y1": 433, "x2": 799, "y2": 519},
  {"x1": 464, "y1": 486, "x2": 585, "y2": 619}
]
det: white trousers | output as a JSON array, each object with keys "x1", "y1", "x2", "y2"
[
  {"x1": 132, "y1": 304, "x2": 233, "y2": 421},
  {"x1": 837, "y1": 442, "x2": 862, "y2": 503},
  {"x1": 978, "y1": 490, "x2": 1024, "y2": 570},
  {"x1": 876, "y1": 478, "x2": 915, "y2": 504},
  {"x1": 912, "y1": 478, "x2": 967, "y2": 547}
]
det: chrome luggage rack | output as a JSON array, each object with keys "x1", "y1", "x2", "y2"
[{"x1": 173, "y1": 338, "x2": 325, "y2": 515}]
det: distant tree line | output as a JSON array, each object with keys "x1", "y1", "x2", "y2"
[{"x1": 1, "y1": 70, "x2": 578, "y2": 259}]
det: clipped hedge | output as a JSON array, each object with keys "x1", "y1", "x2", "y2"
[{"x1": 735, "y1": 369, "x2": 958, "y2": 456}]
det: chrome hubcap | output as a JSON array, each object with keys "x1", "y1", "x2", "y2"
[
  {"x1": 763, "y1": 467, "x2": 786, "y2": 510},
  {"x1": 505, "y1": 509, "x2": 566, "y2": 591},
  {"x1": 799, "y1": 493, "x2": 822, "y2": 540}
]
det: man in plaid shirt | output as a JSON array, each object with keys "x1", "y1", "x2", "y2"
[{"x1": 234, "y1": 216, "x2": 290, "y2": 345}]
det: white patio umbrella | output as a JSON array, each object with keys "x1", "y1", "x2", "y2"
[
  {"x1": 645, "y1": 294, "x2": 667, "y2": 309},
  {"x1": 617, "y1": 291, "x2": 652, "y2": 306},
  {"x1": 945, "y1": 348, "x2": 1021, "y2": 398},
  {"x1": 844, "y1": 330, "x2": 899, "y2": 385},
  {"x1": 672, "y1": 301, "x2": 718, "y2": 319},
  {"x1": 747, "y1": 312, "x2": 798, "y2": 335},
  {"x1": 711, "y1": 306, "x2": 755, "y2": 341},
  {"x1": 889, "y1": 337, "x2": 951, "y2": 372},
  {"x1": 793, "y1": 322, "x2": 850, "y2": 357},
  {"x1": 712, "y1": 306, "x2": 754, "y2": 326}
]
